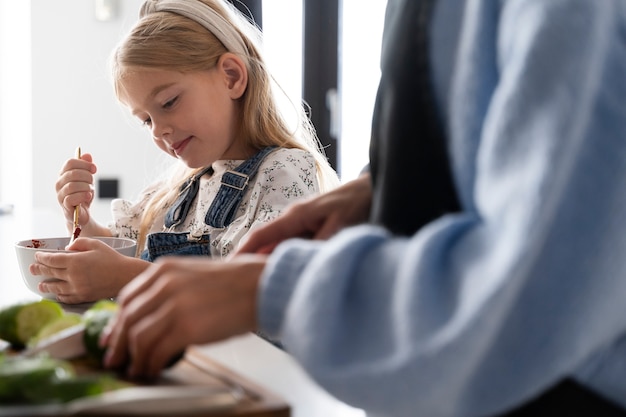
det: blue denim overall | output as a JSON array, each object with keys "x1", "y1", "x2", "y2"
[{"x1": 140, "y1": 147, "x2": 276, "y2": 262}]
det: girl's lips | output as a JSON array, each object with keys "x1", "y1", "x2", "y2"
[{"x1": 171, "y1": 137, "x2": 192, "y2": 156}]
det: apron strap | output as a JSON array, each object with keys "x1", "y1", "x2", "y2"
[
  {"x1": 499, "y1": 378, "x2": 626, "y2": 416},
  {"x1": 205, "y1": 146, "x2": 277, "y2": 228}
]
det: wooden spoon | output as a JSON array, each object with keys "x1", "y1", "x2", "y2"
[{"x1": 69, "y1": 147, "x2": 82, "y2": 244}]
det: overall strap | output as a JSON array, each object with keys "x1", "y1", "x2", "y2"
[
  {"x1": 205, "y1": 146, "x2": 277, "y2": 228},
  {"x1": 164, "y1": 165, "x2": 214, "y2": 229}
]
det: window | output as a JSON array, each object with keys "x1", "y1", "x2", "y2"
[
  {"x1": 339, "y1": 0, "x2": 386, "y2": 181},
  {"x1": 262, "y1": 1, "x2": 303, "y2": 127},
  {"x1": 263, "y1": 0, "x2": 386, "y2": 182}
]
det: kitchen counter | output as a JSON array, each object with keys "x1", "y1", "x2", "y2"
[{"x1": 0, "y1": 207, "x2": 365, "y2": 417}]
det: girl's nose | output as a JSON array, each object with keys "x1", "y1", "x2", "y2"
[{"x1": 151, "y1": 119, "x2": 173, "y2": 140}]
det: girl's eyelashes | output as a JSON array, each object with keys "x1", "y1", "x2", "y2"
[
  {"x1": 162, "y1": 96, "x2": 178, "y2": 109},
  {"x1": 136, "y1": 95, "x2": 178, "y2": 128}
]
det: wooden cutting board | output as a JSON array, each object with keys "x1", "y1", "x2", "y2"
[
  {"x1": 3, "y1": 345, "x2": 290, "y2": 417},
  {"x1": 152, "y1": 345, "x2": 290, "y2": 417}
]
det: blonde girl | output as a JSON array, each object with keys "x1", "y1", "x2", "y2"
[{"x1": 32, "y1": 0, "x2": 339, "y2": 304}]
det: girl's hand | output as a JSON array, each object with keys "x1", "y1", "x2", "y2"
[
  {"x1": 235, "y1": 173, "x2": 373, "y2": 255},
  {"x1": 30, "y1": 237, "x2": 149, "y2": 304},
  {"x1": 55, "y1": 153, "x2": 98, "y2": 234},
  {"x1": 101, "y1": 255, "x2": 264, "y2": 378}
]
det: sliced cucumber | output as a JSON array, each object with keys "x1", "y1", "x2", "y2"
[
  {"x1": 28, "y1": 312, "x2": 83, "y2": 348},
  {"x1": 0, "y1": 300, "x2": 64, "y2": 348},
  {"x1": 84, "y1": 303, "x2": 118, "y2": 363}
]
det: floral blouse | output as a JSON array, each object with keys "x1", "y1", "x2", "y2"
[{"x1": 108, "y1": 148, "x2": 320, "y2": 258}]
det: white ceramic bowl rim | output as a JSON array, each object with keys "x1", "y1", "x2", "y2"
[
  {"x1": 14, "y1": 236, "x2": 137, "y2": 299},
  {"x1": 15, "y1": 236, "x2": 136, "y2": 251}
]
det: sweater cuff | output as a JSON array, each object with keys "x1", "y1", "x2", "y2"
[{"x1": 257, "y1": 238, "x2": 321, "y2": 338}]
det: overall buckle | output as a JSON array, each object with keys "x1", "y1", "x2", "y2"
[{"x1": 222, "y1": 170, "x2": 249, "y2": 190}]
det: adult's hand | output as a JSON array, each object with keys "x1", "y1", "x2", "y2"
[
  {"x1": 31, "y1": 237, "x2": 149, "y2": 304},
  {"x1": 236, "y1": 173, "x2": 373, "y2": 255},
  {"x1": 101, "y1": 255, "x2": 265, "y2": 378}
]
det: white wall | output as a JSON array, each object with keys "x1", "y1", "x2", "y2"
[
  {"x1": 2, "y1": 0, "x2": 385, "y2": 229},
  {"x1": 0, "y1": 1, "x2": 32, "y2": 213},
  {"x1": 30, "y1": 0, "x2": 167, "y2": 224}
]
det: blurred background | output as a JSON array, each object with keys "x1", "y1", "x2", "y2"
[{"x1": 0, "y1": 0, "x2": 386, "y2": 230}]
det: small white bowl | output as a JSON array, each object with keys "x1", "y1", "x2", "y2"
[{"x1": 14, "y1": 236, "x2": 137, "y2": 299}]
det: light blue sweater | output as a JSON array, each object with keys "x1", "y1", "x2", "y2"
[{"x1": 259, "y1": 0, "x2": 626, "y2": 416}]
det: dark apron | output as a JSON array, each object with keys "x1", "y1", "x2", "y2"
[{"x1": 369, "y1": 0, "x2": 625, "y2": 414}]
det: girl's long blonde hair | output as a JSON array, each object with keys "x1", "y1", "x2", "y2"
[{"x1": 111, "y1": 0, "x2": 339, "y2": 251}]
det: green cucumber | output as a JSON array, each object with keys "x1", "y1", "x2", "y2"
[
  {"x1": 0, "y1": 300, "x2": 64, "y2": 348},
  {"x1": 28, "y1": 312, "x2": 83, "y2": 348},
  {"x1": 83, "y1": 300, "x2": 119, "y2": 363},
  {"x1": 0, "y1": 354, "x2": 132, "y2": 404},
  {"x1": 22, "y1": 373, "x2": 132, "y2": 404},
  {"x1": 0, "y1": 355, "x2": 74, "y2": 403}
]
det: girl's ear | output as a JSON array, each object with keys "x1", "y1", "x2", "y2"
[{"x1": 218, "y1": 53, "x2": 248, "y2": 99}]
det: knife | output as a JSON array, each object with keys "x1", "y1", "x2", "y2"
[
  {"x1": 22, "y1": 322, "x2": 185, "y2": 368},
  {"x1": 22, "y1": 323, "x2": 87, "y2": 360}
]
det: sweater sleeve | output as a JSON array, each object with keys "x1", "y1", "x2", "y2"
[{"x1": 258, "y1": 1, "x2": 626, "y2": 416}]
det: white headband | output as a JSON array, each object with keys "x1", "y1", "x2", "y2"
[{"x1": 140, "y1": 0, "x2": 249, "y2": 61}]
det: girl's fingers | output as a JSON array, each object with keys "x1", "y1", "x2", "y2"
[
  {"x1": 34, "y1": 251, "x2": 71, "y2": 270},
  {"x1": 37, "y1": 279, "x2": 71, "y2": 299}
]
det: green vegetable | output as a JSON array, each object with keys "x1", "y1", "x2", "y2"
[
  {"x1": 0, "y1": 354, "x2": 132, "y2": 404},
  {"x1": 83, "y1": 300, "x2": 119, "y2": 363},
  {"x1": 0, "y1": 300, "x2": 64, "y2": 348},
  {"x1": 21, "y1": 373, "x2": 132, "y2": 404},
  {"x1": 0, "y1": 300, "x2": 132, "y2": 405},
  {"x1": 83, "y1": 299, "x2": 119, "y2": 319},
  {"x1": 0, "y1": 355, "x2": 74, "y2": 403},
  {"x1": 28, "y1": 312, "x2": 83, "y2": 348}
]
